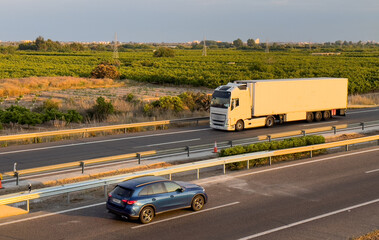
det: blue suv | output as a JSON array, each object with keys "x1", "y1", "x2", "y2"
[{"x1": 106, "y1": 176, "x2": 208, "y2": 224}]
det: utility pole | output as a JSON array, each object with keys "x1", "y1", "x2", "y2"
[
  {"x1": 265, "y1": 40, "x2": 269, "y2": 53},
  {"x1": 202, "y1": 36, "x2": 207, "y2": 56},
  {"x1": 113, "y1": 32, "x2": 119, "y2": 59}
]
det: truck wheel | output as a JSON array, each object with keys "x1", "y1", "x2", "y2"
[
  {"x1": 235, "y1": 120, "x2": 244, "y2": 131},
  {"x1": 323, "y1": 111, "x2": 331, "y2": 120},
  {"x1": 306, "y1": 112, "x2": 314, "y2": 123},
  {"x1": 265, "y1": 116, "x2": 275, "y2": 128},
  {"x1": 315, "y1": 112, "x2": 322, "y2": 122}
]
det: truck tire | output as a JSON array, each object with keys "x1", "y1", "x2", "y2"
[
  {"x1": 315, "y1": 111, "x2": 322, "y2": 122},
  {"x1": 323, "y1": 111, "x2": 331, "y2": 120},
  {"x1": 235, "y1": 120, "x2": 244, "y2": 131},
  {"x1": 306, "y1": 112, "x2": 314, "y2": 123},
  {"x1": 265, "y1": 116, "x2": 275, "y2": 128}
]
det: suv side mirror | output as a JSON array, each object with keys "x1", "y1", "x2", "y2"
[{"x1": 177, "y1": 187, "x2": 184, "y2": 192}]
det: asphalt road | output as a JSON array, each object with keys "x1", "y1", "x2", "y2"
[
  {"x1": 0, "y1": 147, "x2": 378, "y2": 240},
  {"x1": 0, "y1": 107, "x2": 378, "y2": 172}
]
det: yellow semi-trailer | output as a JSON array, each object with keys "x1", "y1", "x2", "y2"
[{"x1": 210, "y1": 78, "x2": 348, "y2": 131}]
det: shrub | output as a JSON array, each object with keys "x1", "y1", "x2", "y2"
[
  {"x1": 220, "y1": 135, "x2": 325, "y2": 157},
  {"x1": 91, "y1": 63, "x2": 120, "y2": 79},
  {"x1": 87, "y1": 96, "x2": 115, "y2": 121},
  {"x1": 153, "y1": 47, "x2": 175, "y2": 58}
]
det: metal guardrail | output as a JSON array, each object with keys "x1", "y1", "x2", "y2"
[
  {"x1": 1, "y1": 151, "x2": 156, "y2": 181},
  {"x1": 0, "y1": 117, "x2": 209, "y2": 143},
  {"x1": 2, "y1": 120, "x2": 378, "y2": 182},
  {"x1": 1, "y1": 135, "x2": 378, "y2": 210},
  {"x1": 155, "y1": 120, "x2": 379, "y2": 157}
]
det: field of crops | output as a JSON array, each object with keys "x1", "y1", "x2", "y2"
[{"x1": 0, "y1": 48, "x2": 378, "y2": 94}]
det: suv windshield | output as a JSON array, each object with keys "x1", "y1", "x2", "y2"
[
  {"x1": 211, "y1": 91, "x2": 230, "y2": 109},
  {"x1": 111, "y1": 186, "x2": 133, "y2": 198}
]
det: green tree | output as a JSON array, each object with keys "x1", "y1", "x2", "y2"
[
  {"x1": 247, "y1": 39, "x2": 256, "y2": 47},
  {"x1": 233, "y1": 38, "x2": 244, "y2": 48}
]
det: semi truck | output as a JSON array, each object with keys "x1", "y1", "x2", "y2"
[{"x1": 210, "y1": 78, "x2": 348, "y2": 131}]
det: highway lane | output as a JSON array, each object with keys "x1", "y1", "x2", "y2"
[
  {"x1": 0, "y1": 147, "x2": 378, "y2": 240},
  {"x1": 0, "y1": 107, "x2": 378, "y2": 172}
]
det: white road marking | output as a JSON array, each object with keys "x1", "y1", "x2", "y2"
[
  {"x1": 195, "y1": 148, "x2": 379, "y2": 186},
  {"x1": 134, "y1": 138, "x2": 201, "y2": 148},
  {"x1": 365, "y1": 168, "x2": 379, "y2": 174},
  {"x1": 0, "y1": 128, "x2": 211, "y2": 155},
  {"x1": 131, "y1": 201, "x2": 240, "y2": 229},
  {"x1": 347, "y1": 109, "x2": 379, "y2": 114},
  {"x1": 0, "y1": 202, "x2": 105, "y2": 227},
  {"x1": 237, "y1": 198, "x2": 379, "y2": 240}
]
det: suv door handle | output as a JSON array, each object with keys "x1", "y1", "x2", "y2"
[{"x1": 152, "y1": 198, "x2": 156, "y2": 201}]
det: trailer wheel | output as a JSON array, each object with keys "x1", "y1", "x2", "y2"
[
  {"x1": 323, "y1": 111, "x2": 331, "y2": 120},
  {"x1": 235, "y1": 120, "x2": 244, "y2": 131},
  {"x1": 265, "y1": 116, "x2": 275, "y2": 128},
  {"x1": 306, "y1": 112, "x2": 314, "y2": 123},
  {"x1": 315, "y1": 112, "x2": 322, "y2": 122}
]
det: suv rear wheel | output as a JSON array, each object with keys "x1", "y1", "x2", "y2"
[{"x1": 139, "y1": 206, "x2": 154, "y2": 224}]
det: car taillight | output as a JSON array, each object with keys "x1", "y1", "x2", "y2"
[
  {"x1": 108, "y1": 193, "x2": 112, "y2": 198},
  {"x1": 122, "y1": 200, "x2": 137, "y2": 205}
]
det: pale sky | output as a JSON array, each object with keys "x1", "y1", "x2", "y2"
[{"x1": 0, "y1": 0, "x2": 378, "y2": 43}]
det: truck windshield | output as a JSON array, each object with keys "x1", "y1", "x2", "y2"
[{"x1": 211, "y1": 91, "x2": 231, "y2": 109}]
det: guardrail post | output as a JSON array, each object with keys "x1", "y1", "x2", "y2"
[
  {"x1": 346, "y1": 145, "x2": 349, "y2": 151},
  {"x1": 360, "y1": 122, "x2": 365, "y2": 130},
  {"x1": 229, "y1": 140, "x2": 233, "y2": 147},
  {"x1": 197, "y1": 169, "x2": 200, "y2": 179},
  {"x1": 185, "y1": 146, "x2": 190, "y2": 157},
  {"x1": 169, "y1": 174, "x2": 172, "y2": 180},
  {"x1": 247, "y1": 160, "x2": 249, "y2": 169},
  {"x1": 223, "y1": 164, "x2": 226, "y2": 175},
  {"x1": 332, "y1": 126, "x2": 336, "y2": 134},
  {"x1": 301, "y1": 130, "x2": 306, "y2": 137},
  {"x1": 80, "y1": 162, "x2": 85, "y2": 174},
  {"x1": 268, "y1": 135, "x2": 271, "y2": 142},
  {"x1": 310, "y1": 151, "x2": 313, "y2": 158},
  {"x1": 137, "y1": 153, "x2": 141, "y2": 164},
  {"x1": 14, "y1": 172, "x2": 19, "y2": 186},
  {"x1": 269, "y1": 157, "x2": 272, "y2": 166},
  {"x1": 104, "y1": 184, "x2": 108, "y2": 199},
  {"x1": 26, "y1": 199, "x2": 30, "y2": 212}
]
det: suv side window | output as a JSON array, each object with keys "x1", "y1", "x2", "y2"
[
  {"x1": 151, "y1": 182, "x2": 167, "y2": 194},
  {"x1": 139, "y1": 185, "x2": 154, "y2": 196},
  {"x1": 164, "y1": 182, "x2": 181, "y2": 192}
]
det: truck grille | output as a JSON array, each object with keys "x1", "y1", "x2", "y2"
[{"x1": 211, "y1": 113, "x2": 226, "y2": 126}]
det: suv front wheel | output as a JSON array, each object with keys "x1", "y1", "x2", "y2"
[{"x1": 191, "y1": 195, "x2": 205, "y2": 211}]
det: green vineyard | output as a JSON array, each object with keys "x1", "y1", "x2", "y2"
[{"x1": 1, "y1": 48, "x2": 378, "y2": 94}]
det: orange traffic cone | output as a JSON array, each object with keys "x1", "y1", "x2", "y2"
[{"x1": 213, "y1": 141, "x2": 218, "y2": 153}]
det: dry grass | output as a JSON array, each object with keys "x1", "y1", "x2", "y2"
[
  {"x1": 0, "y1": 77, "x2": 123, "y2": 98},
  {"x1": 352, "y1": 230, "x2": 379, "y2": 240},
  {"x1": 349, "y1": 92, "x2": 379, "y2": 106},
  {"x1": 325, "y1": 133, "x2": 366, "y2": 142}
]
